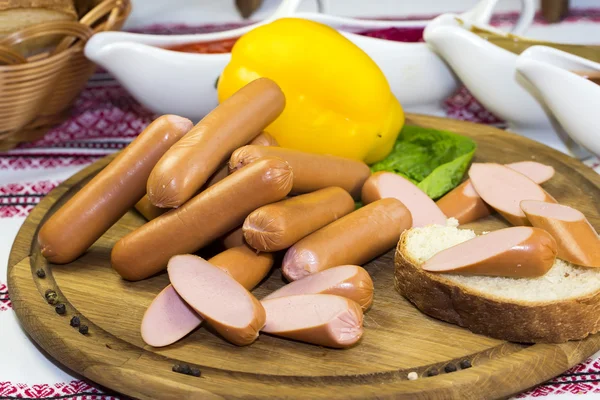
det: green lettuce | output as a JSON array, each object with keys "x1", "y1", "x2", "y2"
[{"x1": 369, "y1": 125, "x2": 476, "y2": 199}]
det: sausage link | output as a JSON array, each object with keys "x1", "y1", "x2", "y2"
[
  {"x1": 147, "y1": 78, "x2": 285, "y2": 208},
  {"x1": 282, "y1": 198, "x2": 412, "y2": 281},
  {"x1": 111, "y1": 157, "x2": 293, "y2": 281},
  {"x1": 136, "y1": 130, "x2": 280, "y2": 221},
  {"x1": 229, "y1": 145, "x2": 371, "y2": 199},
  {"x1": 38, "y1": 115, "x2": 192, "y2": 264},
  {"x1": 243, "y1": 187, "x2": 355, "y2": 252}
]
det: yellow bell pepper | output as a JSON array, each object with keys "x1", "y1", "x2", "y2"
[{"x1": 217, "y1": 18, "x2": 404, "y2": 163}]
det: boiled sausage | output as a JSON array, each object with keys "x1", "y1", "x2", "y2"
[
  {"x1": 422, "y1": 226, "x2": 557, "y2": 278},
  {"x1": 243, "y1": 187, "x2": 355, "y2": 252},
  {"x1": 261, "y1": 294, "x2": 364, "y2": 348},
  {"x1": 147, "y1": 78, "x2": 285, "y2": 208},
  {"x1": 468, "y1": 163, "x2": 556, "y2": 226},
  {"x1": 437, "y1": 161, "x2": 555, "y2": 224},
  {"x1": 140, "y1": 244, "x2": 273, "y2": 347},
  {"x1": 521, "y1": 200, "x2": 600, "y2": 267},
  {"x1": 168, "y1": 254, "x2": 266, "y2": 346},
  {"x1": 282, "y1": 198, "x2": 412, "y2": 281},
  {"x1": 38, "y1": 115, "x2": 192, "y2": 264},
  {"x1": 361, "y1": 171, "x2": 446, "y2": 227},
  {"x1": 229, "y1": 145, "x2": 370, "y2": 199},
  {"x1": 136, "y1": 131, "x2": 280, "y2": 221},
  {"x1": 112, "y1": 157, "x2": 293, "y2": 281},
  {"x1": 263, "y1": 265, "x2": 374, "y2": 310}
]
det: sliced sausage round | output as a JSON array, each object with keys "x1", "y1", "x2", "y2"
[
  {"x1": 361, "y1": 171, "x2": 446, "y2": 227},
  {"x1": 263, "y1": 265, "x2": 374, "y2": 310},
  {"x1": 437, "y1": 161, "x2": 555, "y2": 225},
  {"x1": 521, "y1": 200, "x2": 600, "y2": 268},
  {"x1": 422, "y1": 226, "x2": 558, "y2": 278},
  {"x1": 261, "y1": 294, "x2": 364, "y2": 348},
  {"x1": 140, "y1": 244, "x2": 273, "y2": 347},
  {"x1": 168, "y1": 254, "x2": 266, "y2": 346},
  {"x1": 468, "y1": 163, "x2": 556, "y2": 226}
]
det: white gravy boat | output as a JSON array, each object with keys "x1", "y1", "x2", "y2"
[
  {"x1": 84, "y1": 0, "x2": 534, "y2": 120},
  {"x1": 423, "y1": 11, "x2": 592, "y2": 159},
  {"x1": 516, "y1": 46, "x2": 600, "y2": 157}
]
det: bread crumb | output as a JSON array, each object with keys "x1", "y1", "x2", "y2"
[{"x1": 407, "y1": 372, "x2": 418, "y2": 380}]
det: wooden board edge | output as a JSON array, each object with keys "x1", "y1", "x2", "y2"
[{"x1": 7, "y1": 114, "x2": 600, "y2": 399}]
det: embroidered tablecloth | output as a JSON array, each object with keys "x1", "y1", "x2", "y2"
[{"x1": 2, "y1": 13, "x2": 600, "y2": 400}]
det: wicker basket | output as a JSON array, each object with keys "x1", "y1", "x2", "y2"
[{"x1": 0, "y1": 0, "x2": 131, "y2": 151}]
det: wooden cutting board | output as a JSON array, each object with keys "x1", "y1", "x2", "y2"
[{"x1": 8, "y1": 114, "x2": 600, "y2": 400}]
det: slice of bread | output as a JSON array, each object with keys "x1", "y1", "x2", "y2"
[
  {"x1": 394, "y1": 219, "x2": 600, "y2": 343},
  {"x1": 0, "y1": 0, "x2": 77, "y2": 55}
]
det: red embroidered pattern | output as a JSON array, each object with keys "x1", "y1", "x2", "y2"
[
  {"x1": 0, "y1": 283, "x2": 10, "y2": 311},
  {"x1": 0, "y1": 155, "x2": 100, "y2": 170},
  {"x1": 0, "y1": 181, "x2": 60, "y2": 218},
  {"x1": 18, "y1": 85, "x2": 155, "y2": 149},
  {"x1": 0, "y1": 380, "x2": 116, "y2": 399}
]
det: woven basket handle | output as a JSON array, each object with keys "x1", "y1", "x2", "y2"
[
  {"x1": 0, "y1": 46, "x2": 28, "y2": 65},
  {"x1": 0, "y1": 21, "x2": 93, "y2": 59},
  {"x1": 55, "y1": 0, "x2": 129, "y2": 52}
]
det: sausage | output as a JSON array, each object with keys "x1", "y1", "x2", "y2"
[
  {"x1": 219, "y1": 225, "x2": 246, "y2": 249},
  {"x1": 204, "y1": 133, "x2": 280, "y2": 191},
  {"x1": 229, "y1": 145, "x2": 371, "y2": 199},
  {"x1": 243, "y1": 187, "x2": 355, "y2": 252},
  {"x1": 140, "y1": 285, "x2": 202, "y2": 348},
  {"x1": 208, "y1": 244, "x2": 274, "y2": 288},
  {"x1": 437, "y1": 161, "x2": 555, "y2": 225},
  {"x1": 147, "y1": 78, "x2": 285, "y2": 208},
  {"x1": 468, "y1": 163, "x2": 556, "y2": 226},
  {"x1": 422, "y1": 226, "x2": 557, "y2": 278},
  {"x1": 282, "y1": 198, "x2": 412, "y2": 281},
  {"x1": 134, "y1": 195, "x2": 169, "y2": 221},
  {"x1": 38, "y1": 115, "x2": 193, "y2": 264},
  {"x1": 261, "y1": 294, "x2": 364, "y2": 348},
  {"x1": 167, "y1": 254, "x2": 266, "y2": 346},
  {"x1": 111, "y1": 157, "x2": 293, "y2": 281},
  {"x1": 263, "y1": 265, "x2": 374, "y2": 310},
  {"x1": 521, "y1": 200, "x2": 600, "y2": 267},
  {"x1": 140, "y1": 244, "x2": 273, "y2": 347},
  {"x1": 136, "y1": 130, "x2": 280, "y2": 222},
  {"x1": 250, "y1": 132, "x2": 279, "y2": 147},
  {"x1": 361, "y1": 171, "x2": 446, "y2": 227}
]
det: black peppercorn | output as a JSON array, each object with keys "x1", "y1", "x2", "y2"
[
  {"x1": 79, "y1": 324, "x2": 89, "y2": 335},
  {"x1": 190, "y1": 367, "x2": 201, "y2": 377},
  {"x1": 45, "y1": 289, "x2": 58, "y2": 305},
  {"x1": 172, "y1": 364, "x2": 182, "y2": 373},
  {"x1": 426, "y1": 368, "x2": 439, "y2": 377},
  {"x1": 36, "y1": 269, "x2": 46, "y2": 278},
  {"x1": 180, "y1": 364, "x2": 192, "y2": 375},
  {"x1": 444, "y1": 363, "x2": 457, "y2": 373},
  {"x1": 460, "y1": 360, "x2": 472, "y2": 369},
  {"x1": 70, "y1": 316, "x2": 80, "y2": 327},
  {"x1": 55, "y1": 304, "x2": 66, "y2": 315}
]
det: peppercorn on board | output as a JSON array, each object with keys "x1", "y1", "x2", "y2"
[{"x1": 7, "y1": 115, "x2": 600, "y2": 400}]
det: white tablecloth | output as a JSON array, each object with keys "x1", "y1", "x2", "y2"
[{"x1": 3, "y1": 16, "x2": 600, "y2": 399}]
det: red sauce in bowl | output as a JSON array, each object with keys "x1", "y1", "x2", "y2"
[
  {"x1": 167, "y1": 38, "x2": 239, "y2": 54},
  {"x1": 165, "y1": 26, "x2": 425, "y2": 54}
]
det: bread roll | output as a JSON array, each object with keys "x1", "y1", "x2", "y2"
[{"x1": 0, "y1": 0, "x2": 78, "y2": 55}]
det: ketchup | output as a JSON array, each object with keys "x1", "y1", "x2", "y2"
[
  {"x1": 167, "y1": 37, "x2": 239, "y2": 54},
  {"x1": 165, "y1": 25, "x2": 426, "y2": 55}
]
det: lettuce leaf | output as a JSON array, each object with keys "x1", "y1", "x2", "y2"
[{"x1": 369, "y1": 125, "x2": 476, "y2": 199}]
